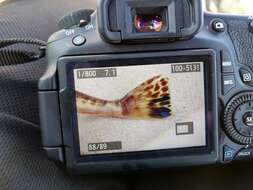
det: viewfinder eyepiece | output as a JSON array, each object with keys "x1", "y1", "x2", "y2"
[
  {"x1": 134, "y1": 14, "x2": 163, "y2": 32},
  {"x1": 98, "y1": 0, "x2": 203, "y2": 43},
  {"x1": 132, "y1": 7, "x2": 167, "y2": 33}
]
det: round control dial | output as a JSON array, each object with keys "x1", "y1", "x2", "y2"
[{"x1": 224, "y1": 92, "x2": 253, "y2": 144}]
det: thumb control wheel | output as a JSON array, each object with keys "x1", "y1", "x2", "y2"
[{"x1": 224, "y1": 92, "x2": 253, "y2": 145}]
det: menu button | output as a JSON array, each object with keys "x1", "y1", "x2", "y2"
[
  {"x1": 221, "y1": 51, "x2": 234, "y2": 73},
  {"x1": 222, "y1": 61, "x2": 234, "y2": 73}
]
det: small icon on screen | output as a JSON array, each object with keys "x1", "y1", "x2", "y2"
[{"x1": 176, "y1": 122, "x2": 194, "y2": 135}]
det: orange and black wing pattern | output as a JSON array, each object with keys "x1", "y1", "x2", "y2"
[{"x1": 76, "y1": 75, "x2": 173, "y2": 120}]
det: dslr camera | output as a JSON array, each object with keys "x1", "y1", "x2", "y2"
[{"x1": 39, "y1": 0, "x2": 253, "y2": 173}]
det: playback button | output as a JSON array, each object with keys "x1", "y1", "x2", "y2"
[
  {"x1": 223, "y1": 145, "x2": 236, "y2": 162},
  {"x1": 222, "y1": 75, "x2": 236, "y2": 95}
]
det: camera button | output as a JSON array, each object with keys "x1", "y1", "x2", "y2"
[
  {"x1": 79, "y1": 19, "x2": 89, "y2": 27},
  {"x1": 235, "y1": 148, "x2": 253, "y2": 161},
  {"x1": 221, "y1": 51, "x2": 234, "y2": 73},
  {"x1": 240, "y1": 68, "x2": 253, "y2": 85},
  {"x1": 222, "y1": 75, "x2": 236, "y2": 95},
  {"x1": 223, "y1": 145, "x2": 236, "y2": 162},
  {"x1": 222, "y1": 61, "x2": 234, "y2": 73},
  {"x1": 212, "y1": 19, "x2": 226, "y2": 33},
  {"x1": 72, "y1": 35, "x2": 86, "y2": 46},
  {"x1": 243, "y1": 112, "x2": 253, "y2": 127}
]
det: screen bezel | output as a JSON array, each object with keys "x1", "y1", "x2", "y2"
[{"x1": 58, "y1": 51, "x2": 216, "y2": 164}]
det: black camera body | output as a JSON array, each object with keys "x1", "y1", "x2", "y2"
[{"x1": 39, "y1": 0, "x2": 253, "y2": 173}]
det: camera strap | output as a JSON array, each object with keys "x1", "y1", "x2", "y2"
[{"x1": 0, "y1": 38, "x2": 46, "y2": 66}]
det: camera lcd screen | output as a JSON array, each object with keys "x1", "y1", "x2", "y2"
[{"x1": 73, "y1": 62, "x2": 206, "y2": 156}]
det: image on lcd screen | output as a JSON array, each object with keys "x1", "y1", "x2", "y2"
[{"x1": 74, "y1": 62, "x2": 206, "y2": 156}]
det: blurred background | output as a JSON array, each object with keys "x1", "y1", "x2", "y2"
[
  {"x1": 0, "y1": 0, "x2": 253, "y2": 15},
  {"x1": 206, "y1": 0, "x2": 253, "y2": 14}
]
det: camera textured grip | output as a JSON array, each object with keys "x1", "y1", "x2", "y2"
[{"x1": 228, "y1": 20, "x2": 253, "y2": 68}]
